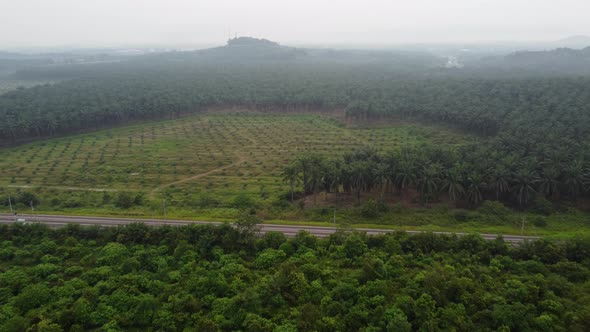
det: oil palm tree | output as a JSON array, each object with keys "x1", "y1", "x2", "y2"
[
  {"x1": 488, "y1": 165, "x2": 511, "y2": 200},
  {"x1": 441, "y1": 165, "x2": 465, "y2": 202},
  {"x1": 465, "y1": 172, "x2": 486, "y2": 207},
  {"x1": 537, "y1": 166, "x2": 560, "y2": 199},
  {"x1": 347, "y1": 160, "x2": 373, "y2": 203},
  {"x1": 511, "y1": 167, "x2": 538, "y2": 208},
  {"x1": 417, "y1": 163, "x2": 442, "y2": 204},
  {"x1": 394, "y1": 159, "x2": 416, "y2": 198},
  {"x1": 281, "y1": 162, "x2": 301, "y2": 202},
  {"x1": 562, "y1": 159, "x2": 585, "y2": 200}
]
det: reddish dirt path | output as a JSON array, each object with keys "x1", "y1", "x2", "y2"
[{"x1": 149, "y1": 153, "x2": 246, "y2": 199}]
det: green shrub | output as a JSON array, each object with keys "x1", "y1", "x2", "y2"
[
  {"x1": 532, "y1": 217, "x2": 547, "y2": 228},
  {"x1": 133, "y1": 193, "x2": 145, "y2": 206},
  {"x1": 233, "y1": 193, "x2": 256, "y2": 209},
  {"x1": 196, "y1": 195, "x2": 221, "y2": 208},
  {"x1": 361, "y1": 199, "x2": 385, "y2": 218},
  {"x1": 17, "y1": 192, "x2": 40, "y2": 206},
  {"x1": 62, "y1": 198, "x2": 82, "y2": 208},
  {"x1": 533, "y1": 196, "x2": 555, "y2": 215},
  {"x1": 115, "y1": 192, "x2": 135, "y2": 209},
  {"x1": 390, "y1": 202, "x2": 406, "y2": 214},
  {"x1": 453, "y1": 209, "x2": 470, "y2": 222},
  {"x1": 102, "y1": 192, "x2": 112, "y2": 204},
  {"x1": 271, "y1": 198, "x2": 289, "y2": 209},
  {"x1": 478, "y1": 200, "x2": 511, "y2": 218},
  {"x1": 297, "y1": 201, "x2": 305, "y2": 210}
]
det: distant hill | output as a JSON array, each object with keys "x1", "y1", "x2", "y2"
[
  {"x1": 507, "y1": 46, "x2": 590, "y2": 62},
  {"x1": 191, "y1": 36, "x2": 307, "y2": 61},
  {"x1": 504, "y1": 47, "x2": 590, "y2": 72},
  {"x1": 549, "y1": 35, "x2": 590, "y2": 49},
  {"x1": 8, "y1": 37, "x2": 446, "y2": 80},
  {"x1": 475, "y1": 46, "x2": 590, "y2": 74},
  {"x1": 226, "y1": 36, "x2": 281, "y2": 48},
  {"x1": 134, "y1": 36, "x2": 444, "y2": 70}
]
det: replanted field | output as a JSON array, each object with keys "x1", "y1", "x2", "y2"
[
  {"x1": 0, "y1": 112, "x2": 466, "y2": 212},
  {"x1": 2, "y1": 112, "x2": 590, "y2": 238}
]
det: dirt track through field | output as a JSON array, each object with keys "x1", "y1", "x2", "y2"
[{"x1": 149, "y1": 153, "x2": 246, "y2": 199}]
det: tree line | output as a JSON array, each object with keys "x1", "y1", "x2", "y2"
[
  {"x1": 283, "y1": 146, "x2": 590, "y2": 208},
  {"x1": 1, "y1": 60, "x2": 590, "y2": 157}
]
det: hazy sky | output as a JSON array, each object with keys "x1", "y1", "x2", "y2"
[{"x1": 1, "y1": 0, "x2": 589, "y2": 47}]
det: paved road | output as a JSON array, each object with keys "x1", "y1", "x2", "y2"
[{"x1": 0, "y1": 213, "x2": 539, "y2": 244}]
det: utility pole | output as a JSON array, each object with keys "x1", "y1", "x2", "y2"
[
  {"x1": 163, "y1": 199, "x2": 167, "y2": 221},
  {"x1": 521, "y1": 217, "x2": 526, "y2": 235},
  {"x1": 30, "y1": 201, "x2": 34, "y2": 221},
  {"x1": 333, "y1": 209, "x2": 336, "y2": 227},
  {"x1": 8, "y1": 196, "x2": 13, "y2": 214}
]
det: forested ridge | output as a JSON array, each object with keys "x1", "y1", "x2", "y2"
[{"x1": 0, "y1": 222, "x2": 589, "y2": 331}]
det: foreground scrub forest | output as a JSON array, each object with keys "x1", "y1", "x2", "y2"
[{"x1": 0, "y1": 223, "x2": 589, "y2": 331}]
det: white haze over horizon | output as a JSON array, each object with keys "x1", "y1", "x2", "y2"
[{"x1": 1, "y1": 0, "x2": 589, "y2": 48}]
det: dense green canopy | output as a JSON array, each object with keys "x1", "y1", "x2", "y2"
[
  {"x1": 0, "y1": 223, "x2": 589, "y2": 331},
  {"x1": 2, "y1": 61, "x2": 590, "y2": 151}
]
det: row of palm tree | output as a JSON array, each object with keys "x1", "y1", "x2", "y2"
[
  {"x1": 282, "y1": 147, "x2": 590, "y2": 208},
  {"x1": 3, "y1": 64, "x2": 590, "y2": 152}
]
